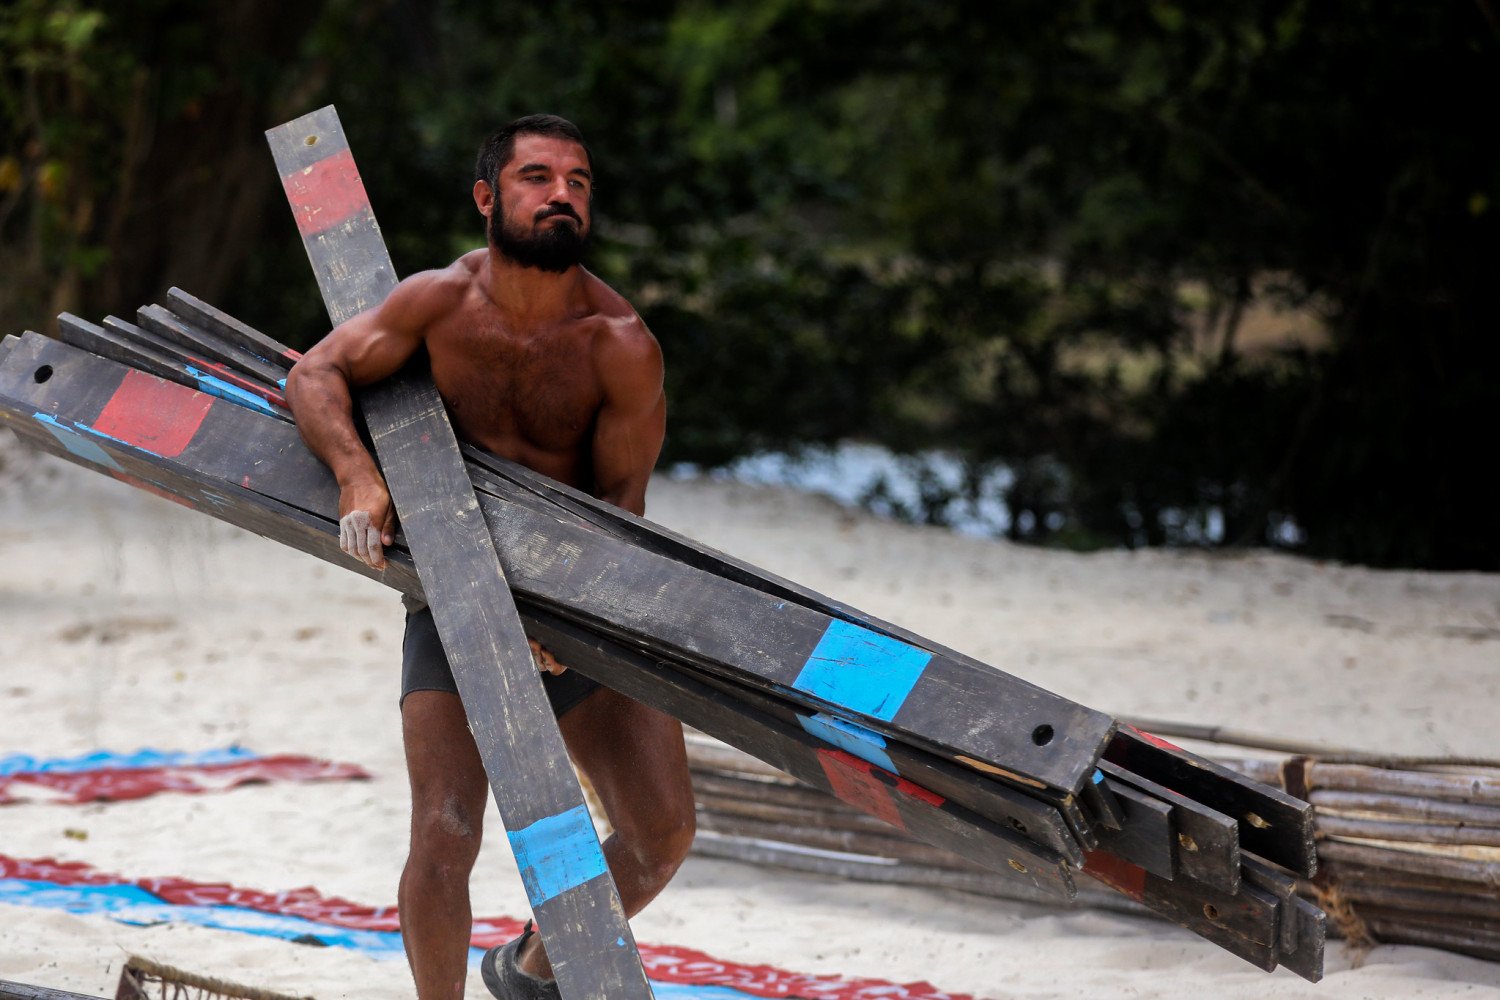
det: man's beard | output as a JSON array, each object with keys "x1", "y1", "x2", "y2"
[{"x1": 490, "y1": 205, "x2": 589, "y2": 273}]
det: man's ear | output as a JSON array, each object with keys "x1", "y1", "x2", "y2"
[{"x1": 473, "y1": 179, "x2": 495, "y2": 218}]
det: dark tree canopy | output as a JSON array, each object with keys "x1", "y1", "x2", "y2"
[{"x1": 2, "y1": 1, "x2": 1496, "y2": 569}]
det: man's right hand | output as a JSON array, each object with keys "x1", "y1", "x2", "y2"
[{"x1": 338, "y1": 477, "x2": 397, "y2": 570}]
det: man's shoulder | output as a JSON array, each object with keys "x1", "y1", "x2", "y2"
[
  {"x1": 581, "y1": 270, "x2": 657, "y2": 352},
  {"x1": 383, "y1": 255, "x2": 481, "y2": 325}
]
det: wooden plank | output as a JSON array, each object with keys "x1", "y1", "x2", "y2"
[
  {"x1": 266, "y1": 105, "x2": 650, "y2": 999},
  {"x1": 165, "y1": 286, "x2": 302, "y2": 370},
  {"x1": 1081, "y1": 851, "x2": 1282, "y2": 974},
  {"x1": 1241, "y1": 855, "x2": 1300, "y2": 953},
  {"x1": 1093, "y1": 778, "x2": 1175, "y2": 880},
  {"x1": 1105, "y1": 726, "x2": 1316, "y2": 877},
  {"x1": 137, "y1": 303, "x2": 289, "y2": 387},
  {"x1": 0, "y1": 341, "x2": 1330, "y2": 980},
  {"x1": 0, "y1": 344, "x2": 1076, "y2": 902},
  {"x1": 518, "y1": 605, "x2": 1076, "y2": 900},
  {"x1": 622, "y1": 631, "x2": 1084, "y2": 864},
  {"x1": 58, "y1": 315, "x2": 290, "y2": 418},
  {"x1": 0, "y1": 331, "x2": 1087, "y2": 868},
  {"x1": 1100, "y1": 759, "x2": 1241, "y2": 893},
  {"x1": 87, "y1": 290, "x2": 1122, "y2": 803}
]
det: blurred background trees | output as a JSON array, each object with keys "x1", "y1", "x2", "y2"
[{"x1": 3, "y1": 0, "x2": 1496, "y2": 568}]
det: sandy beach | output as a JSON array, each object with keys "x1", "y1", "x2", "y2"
[{"x1": 2, "y1": 439, "x2": 1497, "y2": 999}]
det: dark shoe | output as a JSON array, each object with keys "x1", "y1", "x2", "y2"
[{"x1": 481, "y1": 920, "x2": 561, "y2": 1000}]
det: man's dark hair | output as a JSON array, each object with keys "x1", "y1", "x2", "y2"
[{"x1": 475, "y1": 114, "x2": 592, "y2": 192}]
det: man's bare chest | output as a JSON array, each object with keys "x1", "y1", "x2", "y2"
[{"x1": 426, "y1": 320, "x2": 603, "y2": 453}]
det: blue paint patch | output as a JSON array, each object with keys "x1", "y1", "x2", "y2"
[
  {"x1": 37, "y1": 410, "x2": 160, "y2": 457},
  {"x1": 33, "y1": 412, "x2": 123, "y2": 471},
  {"x1": 792, "y1": 620, "x2": 932, "y2": 722},
  {"x1": 0, "y1": 746, "x2": 257, "y2": 777},
  {"x1": 797, "y1": 713, "x2": 898, "y2": 774},
  {"x1": 506, "y1": 804, "x2": 608, "y2": 908},
  {"x1": 1093, "y1": 769, "x2": 1105, "y2": 784},
  {"x1": 184, "y1": 366, "x2": 278, "y2": 416},
  {"x1": 276, "y1": 378, "x2": 287, "y2": 390}
]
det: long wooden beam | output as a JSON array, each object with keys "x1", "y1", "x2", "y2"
[{"x1": 265, "y1": 106, "x2": 651, "y2": 999}]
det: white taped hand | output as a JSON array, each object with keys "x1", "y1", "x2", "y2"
[{"x1": 340, "y1": 509, "x2": 386, "y2": 569}]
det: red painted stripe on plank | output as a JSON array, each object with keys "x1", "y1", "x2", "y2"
[
  {"x1": 93, "y1": 370, "x2": 214, "y2": 459},
  {"x1": 281, "y1": 147, "x2": 372, "y2": 237},
  {"x1": 817, "y1": 748, "x2": 918, "y2": 829},
  {"x1": 1127, "y1": 725, "x2": 1184, "y2": 752},
  {"x1": 1082, "y1": 848, "x2": 1148, "y2": 900}
]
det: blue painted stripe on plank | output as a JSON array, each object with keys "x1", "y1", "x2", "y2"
[
  {"x1": 184, "y1": 366, "x2": 279, "y2": 416},
  {"x1": 33, "y1": 413, "x2": 123, "y2": 471},
  {"x1": 37, "y1": 410, "x2": 160, "y2": 457},
  {"x1": 793, "y1": 620, "x2": 932, "y2": 722},
  {"x1": 797, "y1": 713, "x2": 899, "y2": 774},
  {"x1": 506, "y1": 804, "x2": 608, "y2": 908}
]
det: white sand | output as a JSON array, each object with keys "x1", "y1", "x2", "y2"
[{"x1": 2, "y1": 445, "x2": 1498, "y2": 999}]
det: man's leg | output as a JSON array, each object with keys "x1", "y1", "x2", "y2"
[
  {"x1": 514, "y1": 687, "x2": 697, "y2": 981},
  {"x1": 400, "y1": 690, "x2": 491, "y2": 1000}
]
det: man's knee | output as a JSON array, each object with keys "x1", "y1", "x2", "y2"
[
  {"x1": 408, "y1": 792, "x2": 484, "y2": 876},
  {"x1": 616, "y1": 790, "x2": 696, "y2": 877}
]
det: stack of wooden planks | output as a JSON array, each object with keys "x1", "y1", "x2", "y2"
[
  {"x1": 0, "y1": 290, "x2": 1326, "y2": 983},
  {"x1": 686, "y1": 724, "x2": 1498, "y2": 967}
]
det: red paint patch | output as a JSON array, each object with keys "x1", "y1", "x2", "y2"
[
  {"x1": 1128, "y1": 725, "x2": 1183, "y2": 752},
  {"x1": 281, "y1": 148, "x2": 371, "y2": 238},
  {"x1": 816, "y1": 749, "x2": 945, "y2": 829},
  {"x1": 93, "y1": 371, "x2": 213, "y2": 459},
  {"x1": 1082, "y1": 849, "x2": 1148, "y2": 900}
]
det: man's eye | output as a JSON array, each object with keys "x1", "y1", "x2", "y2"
[{"x1": 569, "y1": 179, "x2": 585, "y2": 189}]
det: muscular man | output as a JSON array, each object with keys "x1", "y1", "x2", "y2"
[{"x1": 285, "y1": 114, "x2": 696, "y2": 1000}]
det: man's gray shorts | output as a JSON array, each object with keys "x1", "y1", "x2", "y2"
[{"x1": 400, "y1": 605, "x2": 601, "y2": 717}]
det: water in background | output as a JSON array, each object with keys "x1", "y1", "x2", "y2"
[{"x1": 670, "y1": 441, "x2": 1304, "y2": 548}]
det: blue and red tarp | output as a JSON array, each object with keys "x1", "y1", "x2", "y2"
[
  {"x1": 0, "y1": 853, "x2": 982, "y2": 1000},
  {"x1": 0, "y1": 747, "x2": 369, "y2": 805}
]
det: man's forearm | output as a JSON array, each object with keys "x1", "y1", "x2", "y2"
[{"x1": 285, "y1": 362, "x2": 382, "y2": 489}]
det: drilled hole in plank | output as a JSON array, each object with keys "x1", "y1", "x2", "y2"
[
  {"x1": 1009, "y1": 817, "x2": 1028, "y2": 834},
  {"x1": 1007, "y1": 859, "x2": 1028, "y2": 874},
  {"x1": 1245, "y1": 812, "x2": 1270, "y2": 829},
  {"x1": 1178, "y1": 832, "x2": 1199, "y2": 853},
  {"x1": 33, "y1": 365, "x2": 53, "y2": 383},
  {"x1": 304, "y1": 134, "x2": 319, "y2": 146},
  {"x1": 1031, "y1": 724, "x2": 1054, "y2": 747},
  {"x1": 1203, "y1": 903, "x2": 1220, "y2": 921}
]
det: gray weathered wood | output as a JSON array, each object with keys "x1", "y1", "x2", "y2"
[{"x1": 266, "y1": 105, "x2": 650, "y2": 999}]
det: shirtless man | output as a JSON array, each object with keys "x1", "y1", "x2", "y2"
[{"x1": 284, "y1": 114, "x2": 696, "y2": 1000}]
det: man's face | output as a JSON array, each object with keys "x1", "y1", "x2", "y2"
[{"x1": 487, "y1": 134, "x2": 593, "y2": 273}]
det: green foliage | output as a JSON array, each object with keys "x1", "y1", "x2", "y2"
[{"x1": 1, "y1": 0, "x2": 1495, "y2": 568}]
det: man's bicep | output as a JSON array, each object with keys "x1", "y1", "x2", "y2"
[
  {"x1": 297, "y1": 276, "x2": 435, "y2": 385},
  {"x1": 592, "y1": 390, "x2": 666, "y2": 516},
  {"x1": 591, "y1": 332, "x2": 666, "y2": 515}
]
